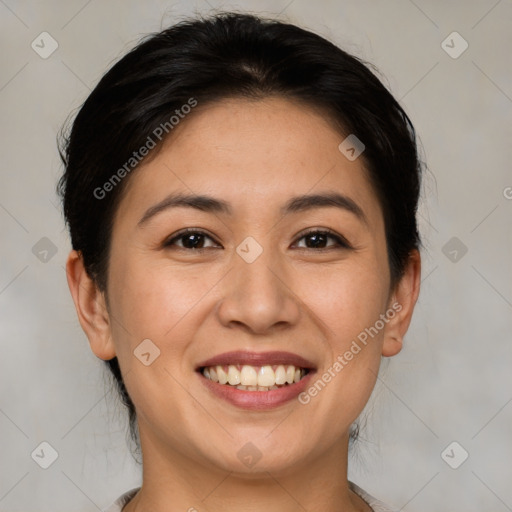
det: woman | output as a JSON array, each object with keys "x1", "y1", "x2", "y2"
[{"x1": 58, "y1": 12, "x2": 422, "y2": 512}]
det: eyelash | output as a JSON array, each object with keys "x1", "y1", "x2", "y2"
[{"x1": 162, "y1": 227, "x2": 352, "y2": 252}]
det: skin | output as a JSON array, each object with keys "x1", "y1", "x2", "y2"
[{"x1": 66, "y1": 97, "x2": 421, "y2": 512}]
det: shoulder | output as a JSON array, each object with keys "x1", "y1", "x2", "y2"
[
  {"x1": 349, "y1": 481, "x2": 398, "y2": 512},
  {"x1": 103, "y1": 487, "x2": 140, "y2": 512}
]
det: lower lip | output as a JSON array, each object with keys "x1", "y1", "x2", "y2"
[{"x1": 197, "y1": 371, "x2": 315, "y2": 410}]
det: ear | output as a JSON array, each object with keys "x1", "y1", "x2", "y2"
[
  {"x1": 382, "y1": 249, "x2": 421, "y2": 357},
  {"x1": 65, "y1": 250, "x2": 116, "y2": 360}
]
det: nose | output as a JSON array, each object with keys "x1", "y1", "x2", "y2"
[{"x1": 215, "y1": 249, "x2": 301, "y2": 335}]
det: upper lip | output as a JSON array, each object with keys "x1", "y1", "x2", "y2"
[{"x1": 196, "y1": 350, "x2": 316, "y2": 370}]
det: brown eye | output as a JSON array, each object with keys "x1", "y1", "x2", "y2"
[
  {"x1": 164, "y1": 229, "x2": 220, "y2": 250},
  {"x1": 294, "y1": 229, "x2": 351, "y2": 250}
]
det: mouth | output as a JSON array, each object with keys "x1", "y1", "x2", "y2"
[
  {"x1": 195, "y1": 351, "x2": 316, "y2": 409},
  {"x1": 198, "y1": 364, "x2": 310, "y2": 391}
]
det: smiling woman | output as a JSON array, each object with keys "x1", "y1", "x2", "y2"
[{"x1": 57, "y1": 12, "x2": 422, "y2": 512}]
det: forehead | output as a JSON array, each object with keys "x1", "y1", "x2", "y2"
[{"x1": 115, "y1": 97, "x2": 383, "y2": 228}]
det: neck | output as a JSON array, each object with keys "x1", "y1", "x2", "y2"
[{"x1": 123, "y1": 430, "x2": 371, "y2": 512}]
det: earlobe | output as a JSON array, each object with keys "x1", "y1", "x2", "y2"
[
  {"x1": 382, "y1": 249, "x2": 421, "y2": 357},
  {"x1": 65, "y1": 250, "x2": 116, "y2": 360},
  {"x1": 382, "y1": 336, "x2": 402, "y2": 357}
]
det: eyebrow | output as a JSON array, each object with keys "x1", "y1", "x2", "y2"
[{"x1": 137, "y1": 191, "x2": 368, "y2": 227}]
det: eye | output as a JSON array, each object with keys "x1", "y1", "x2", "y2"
[
  {"x1": 163, "y1": 228, "x2": 220, "y2": 250},
  {"x1": 162, "y1": 227, "x2": 351, "y2": 252},
  {"x1": 293, "y1": 228, "x2": 351, "y2": 251}
]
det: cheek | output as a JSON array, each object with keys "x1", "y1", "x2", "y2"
[
  {"x1": 295, "y1": 265, "x2": 387, "y2": 430},
  {"x1": 107, "y1": 253, "x2": 219, "y2": 357},
  {"x1": 105, "y1": 256, "x2": 203, "y2": 421},
  {"x1": 297, "y1": 256, "x2": 390, "y2": 346}
]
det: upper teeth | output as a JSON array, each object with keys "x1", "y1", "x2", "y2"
[{"x1": 202, "y1": 364, "x2": 307, "y2": 388}]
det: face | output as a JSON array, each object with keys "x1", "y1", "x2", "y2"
[{"x1": 81, "y1": 97, "x2": 416, "y2": 476}]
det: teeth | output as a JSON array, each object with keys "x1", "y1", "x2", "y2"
[
  {"x1": 240, "y1": 365, "x2": 258, "y2": 386},
  {"x1": 227, "y1": 365, "x2": 241, "y2": 385},
  {"x1": 217, "y1": 366, "x2": 228, "y2": 385},
  {"x1": 275, "y1": 365, "x2": 287, "y2": 385},
  {"x1": 257, "y1": 365, "x2": 275, "y2": 387},
  {"x1": 201, "y1": 364, "x2": 308, "y2": 390}
]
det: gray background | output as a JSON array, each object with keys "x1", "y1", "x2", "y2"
[{"x1": 1, "y1": 0, "x2": 511, "y2": 511}]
